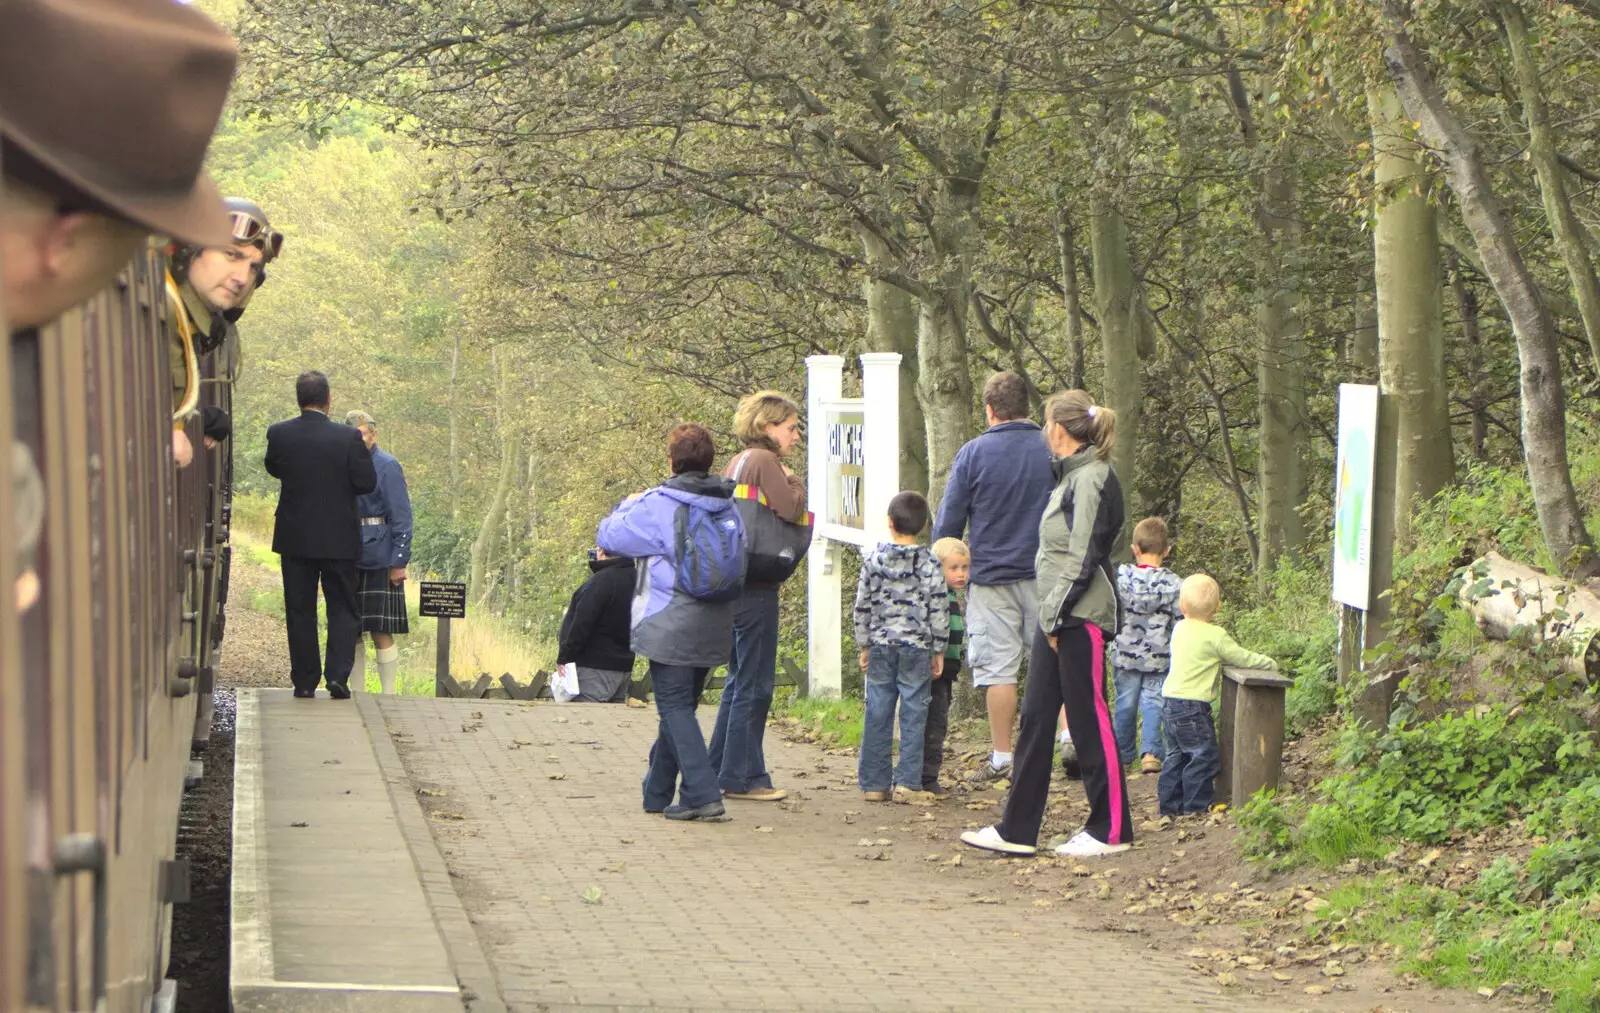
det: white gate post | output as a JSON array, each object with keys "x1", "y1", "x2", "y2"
[
  {"x1": 859, "y1": 353, "x2": 902, "y2": 544},
  {"x1": 806, "y1": 355, "x2": 845, "y2": 699}
]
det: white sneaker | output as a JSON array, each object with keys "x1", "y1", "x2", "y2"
[
  {"x1": 959, "y1": 825, "x2": 1037, "y2": 856},
  {"x1": 1052, "y1": 830, "x2": 1131, "y2": 858}
]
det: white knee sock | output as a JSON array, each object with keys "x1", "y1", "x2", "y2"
[
  {"x1": 376, "y1": 646, "x2": 400, "y2": 695},
  {"x1": 350, "y1": 642, "x2": 367, "y2": 691}
]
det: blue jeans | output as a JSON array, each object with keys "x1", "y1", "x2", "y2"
[
  {"x1": 1157, "y1": 697, "x2": 1219, "y2": 815},
  {"x1": 1113, "y1": 668, "x2": 1165, "y2": 764},
  {"x1": 858, "y1": 645, "x2": 932, "y2": 792},
  {"x1": 642, "y1": 662, "x2": 721, "y2": 810},
  {"x1": 707, "y1": 587, "x2": 778, "y2": 793}
]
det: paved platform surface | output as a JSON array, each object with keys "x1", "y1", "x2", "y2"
[
  {"x1": 372, "y1": 695, "x2": 1280, "y2": 1013},
  {"x1": 231, "y1": 689, "x2": 464, "y2": 1011}
]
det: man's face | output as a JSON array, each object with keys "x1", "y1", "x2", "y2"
[
  {"x1": 0, "y1": 195, "x2": 147, "y2": 329},
  {"x1": 358, "y1": 425, "x2": 377, "y2": 450},
  {"x1": 186, "y1": 241, "x2": 265, "y2": 311}
]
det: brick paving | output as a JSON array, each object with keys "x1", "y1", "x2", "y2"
[{"x1": 372, "y1": 696, "x2": 1290, "y2": 1012}]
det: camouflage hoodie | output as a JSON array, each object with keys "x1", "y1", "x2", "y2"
[
  {"x1": 1110, "y1": 563, "x2": 1182, "y2": 673},
  {"x1": 853, "y1": 542, "x2": 950, "y2": 654}
]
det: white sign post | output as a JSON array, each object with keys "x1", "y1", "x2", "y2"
[{"x1": 805, "y1": 352, "x2": 902, "y2": 698}]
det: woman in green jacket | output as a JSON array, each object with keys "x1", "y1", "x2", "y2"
[{"x1": 962, "y1": 389, "x2": 1133, "y2": 858}]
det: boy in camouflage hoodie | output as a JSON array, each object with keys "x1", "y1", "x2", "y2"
[
  {"x1": 854, "y1": 492, "x2": 950, "y2": 803},
  {"x1": 1111, "y1": 518, "x2": 1183, "y2": 774}
]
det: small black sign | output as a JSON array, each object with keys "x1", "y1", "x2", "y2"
[{"x1": 419, "y1": 581, "x2": 467, "y2": 619}]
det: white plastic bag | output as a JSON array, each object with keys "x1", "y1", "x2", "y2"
[{"x1": 551, "y1": 663, "x2": 580, "y2": 703}]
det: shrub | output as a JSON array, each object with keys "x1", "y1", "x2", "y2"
[{"x1": 1322, "y1": 708, "x2": 1589, "y2": 842}]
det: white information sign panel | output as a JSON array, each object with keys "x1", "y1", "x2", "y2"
[
  {"x1": 1332, "y1": 383, "x2": 1379, "y2": 609},
  {"x1": 825, "y1": 407, "x2": 865, "y2": 531}
]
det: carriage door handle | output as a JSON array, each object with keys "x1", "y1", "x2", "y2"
[{"x1": 53, "y1": 833, "x2": 108, "y2": 1009}]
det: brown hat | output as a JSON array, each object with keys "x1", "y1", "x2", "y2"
[{"x1": 0, "y1": 0, "x2": 239, "y2": 246}]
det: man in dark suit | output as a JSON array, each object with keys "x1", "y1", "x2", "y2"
[{"x1": 265, "y1": 370, "x2": 377, "y2": 698}]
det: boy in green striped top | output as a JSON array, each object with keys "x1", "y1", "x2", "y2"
[{"x1": 926, "y1": 538, "x2": 970, "y2": 797}]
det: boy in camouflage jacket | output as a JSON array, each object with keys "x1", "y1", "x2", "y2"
[
  {"x1": 1111, "y1": 517, "x2": 1183, "y2": 773},
  {"x1": 854, "y1": 492, "x2": 950, "y2": 803}
]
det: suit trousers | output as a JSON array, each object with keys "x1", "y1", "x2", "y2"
[{"x1": 281, "y1": 555, "x2": 361, "y2": 693}]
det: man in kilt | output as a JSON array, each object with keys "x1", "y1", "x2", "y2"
[{"x1": 345, "y1": 411, "x2": 414, "y2": 693}]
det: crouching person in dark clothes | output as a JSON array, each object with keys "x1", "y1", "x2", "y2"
[
  {"x1": 556, "y1": 547, "x2": 637, "y2": 702},
  {"x1": 345, "y1": 410, "x2": 413, "y2": 694}
]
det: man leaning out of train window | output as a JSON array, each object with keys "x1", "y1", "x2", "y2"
[{"x1": 0, "y1": 0, "x2": 241, "y2": 464}]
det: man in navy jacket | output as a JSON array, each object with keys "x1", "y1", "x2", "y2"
[
  {"x1": 346, "y1": 410, "x2": 414, "y2": 694},
  {"x1": 933, "y1": 373, "x2": 1054, "y2": 780},
  {"x1": 265, "y1": 371, "x2": 376, "y2": 698}
]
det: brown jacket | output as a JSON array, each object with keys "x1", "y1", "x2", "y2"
[{"x1": 725, "y1": 446, "x2": 807, "y2": 523}]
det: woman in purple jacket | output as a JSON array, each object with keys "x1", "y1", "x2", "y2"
[{"x1": 598, "y1": 423, "x2": 739, "y2": 822}]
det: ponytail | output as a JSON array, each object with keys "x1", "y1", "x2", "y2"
[{"x1": 1043, "y1": 389, "x2": 1116, "y2": 461}]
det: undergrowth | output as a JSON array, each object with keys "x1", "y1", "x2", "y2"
[
  {"x1": 1234, "y1": 455, "x2": 1600, "y2": 1003},
  {"x1": 771, "y1": 688, "x2": 865, "y2": 747}
]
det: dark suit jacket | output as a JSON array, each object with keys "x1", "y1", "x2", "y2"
[{"x1": 265, "y1": 409, "x2": 378, "y2": 560}]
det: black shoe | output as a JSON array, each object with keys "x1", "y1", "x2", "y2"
[
  {"x1": 663, "y1": 801, "x2": 728, "y2": 822},
  {"x1": 293, "y1": 688, "x2": 315, "y2": 699},
  {"x1": 327, "y1": 682, "x2": 351, "y2": 700},
  {"x1": 644, "y1": 804, "x2": 665, "y2": 815}
]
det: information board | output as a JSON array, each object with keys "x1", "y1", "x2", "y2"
[
  {"x1": 1332, "y1": 384, "x2": 1379, "y2": 609},
  {"x1": 419, "y1": 581, "x2": 467, "y2": 619},
  {"x1": 825, "y1": 408, "x2": 865, "y2": 530}
]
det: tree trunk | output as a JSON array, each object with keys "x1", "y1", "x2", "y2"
[
  {"x1": 1447, "y1": 250, "x2": 1490, "y2": 460},
  {"x1": 1457, "y1": 552, "x2": 1600, "y2": 679},
  {"x1": 1256, "y1": 160, "x2": 1308, "y2": 574},
  {"x1": 861, "y1": 229, "x2": 930, "y2": 496},
  {"x1": 916, "y1": 291, "x2": 974, "y2": 516},
  {"x1": 469, "y1": 350, "x2": 517, "y2": 607},
  {"x1": 1368, "y1": 85, "x2": 1454, "y2": 546},
  {"x1": 448, "y1": 331, "x2": 462, "y2": 522},
  {"x1": 917, "y1": 181, "x2": 978, "y2": 516},
  {"x1": 1088, "y1": 190, "x2": 1143, "y2": 522},
  {"x1": 1350, "y1": 286, "x2": 1379, "y2": 383},
  {"x1": 1503, "y1": 3, "x2": 1600, "y2": 374},
  {"x1": 1381, "y1": 5, "x2": 1596, "y2": 575},
  {"x1": 1057, "y1": 209, "x2": 1086, "y2": 390}
]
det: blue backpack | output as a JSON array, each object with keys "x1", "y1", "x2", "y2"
[{"x1": 672, "y1": 499, "x2": 747, "y2": 602}]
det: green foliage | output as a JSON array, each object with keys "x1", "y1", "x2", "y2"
[
  {"x1": 1324, "y1": 708, "x2": 1589, "y2": 842},
  {"x1": 1225, "y1": 555, "x2": 1340, "y2": 733},
  {"x1": 771, "y1": 689, "x2": 865, "y2": 748},
  {"x1": 1315, "y1": 878, "x2": 1600, "y2": 1011}
]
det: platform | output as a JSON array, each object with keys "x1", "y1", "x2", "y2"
[{"x1": 230, "y1": 689, "x2": 465, "y2": 1012}]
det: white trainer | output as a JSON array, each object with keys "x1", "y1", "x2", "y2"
[
  {"x1": 959, "y1": 825, "x2": 1037, "y2": 856},
  {"x1": 1053, "y1": 830, "x2": 1131, "y2": 858}
]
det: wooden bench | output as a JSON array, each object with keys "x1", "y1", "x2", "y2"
[{"x1": 1214, "y1": 666, "x2": 1296, "y2": 806}]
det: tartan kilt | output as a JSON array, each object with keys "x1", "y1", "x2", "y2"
[{"x1": 356, "y1": 568, "x2": 409, "y2": 635}]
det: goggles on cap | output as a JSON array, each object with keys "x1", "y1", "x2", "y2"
[{"x1": 228, "y1": 209, "x2": 284, "y2": 261}]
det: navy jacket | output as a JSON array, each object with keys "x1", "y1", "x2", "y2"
[
  {"x1": 355, "y1": 447, "x2": 414, "y2": 571},
  {"x1": 932, "y1": 420, "x2": 1054, "y2": 586},
  {"x1": 265, "y1": 410, "x2": 377, "y2": 561}
]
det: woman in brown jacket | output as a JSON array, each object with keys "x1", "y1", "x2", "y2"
[{"x1": 708, "y1": 391, "x2": 806, "y2": 801}]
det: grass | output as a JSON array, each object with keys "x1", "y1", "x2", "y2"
[
  {"x1": 1313, "y1": 876, "x2": 1600, "y2": 1009},
  {"x1": 772, "y1": 688, "x2": 865, "y2": 747}
]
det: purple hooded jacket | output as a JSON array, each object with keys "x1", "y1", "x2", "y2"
[{"x1": 596, "y1": 471, "x2": 738, "y2": 668}]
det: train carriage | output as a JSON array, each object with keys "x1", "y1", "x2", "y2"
[{"x1": 3, "y1": 244, "x2": 234, "y2": 1012}]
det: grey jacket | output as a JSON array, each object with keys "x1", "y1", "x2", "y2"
[
  {"x1": 1036, "y1": 448, "x2": 1125, "y2": 636},
  {"x1": 853, "y1": 542, "x2": 950, "y2": 654}
]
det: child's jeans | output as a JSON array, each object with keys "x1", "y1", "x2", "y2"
[
  {"x1": 859, "y1": 644, "x2": 932, "y2": 792},
  {"x1": 1113, "y1": 668, "x2": 1165, "y2": 763},
  {"x1": 1157, "y1": 697, "x2": 1219, "y2": 815}
]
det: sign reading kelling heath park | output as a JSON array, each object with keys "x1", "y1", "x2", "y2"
[
  {"x1": 806, "y1": 354, "x2": 903, "y2": 698},
  {"x1": 1332, "y1": 383, "x2": 1379, "y2": 609}
]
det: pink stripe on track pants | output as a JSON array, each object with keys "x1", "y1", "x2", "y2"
[{"x1": 996, "y1": 623, "x2": 1133, "y2": 848}]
